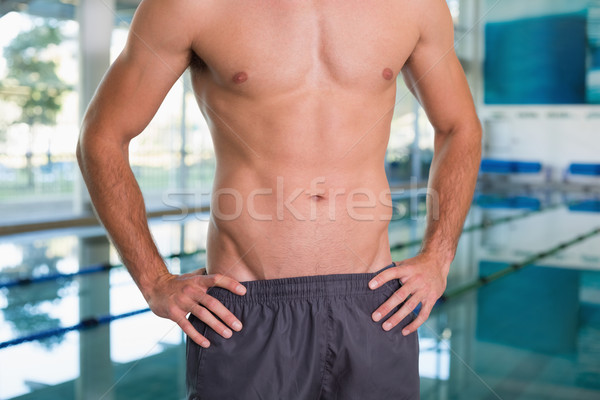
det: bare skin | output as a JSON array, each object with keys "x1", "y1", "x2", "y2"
[{"x1": 77, "y1": 0, "x2": 481, "y2": 349}]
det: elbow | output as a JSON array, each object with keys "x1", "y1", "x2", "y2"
[
  {"x1": 466, "y1": 120, "x2": 483, "y2": 165},
  {"x1": 460, "y1": 121, "x2": 482, "y2": 159},
  {"x1": 76, "y1": 124, "x2": 92, "y2": 170},
  {"x1": 76, "y1": 136, "x2": 83, "y2": 164},
  {"x1": 457, "y1": 115, "x2": 482, "y2": 140},
  {"x1": 76, "y1": 123, "x2": 130, "y2": 168},
  {"x1": 434, "y1": 119, "x2": 482, "y2": 161},
  {"x1": 473, "y1": 117, "x2": 483, "y2": 141},
  {"x1": 77, "y1": 112, "x2": 93, "y2": 166},
  {"x1": 76, "y1": 130, "x2": 86, "y2": 171},
  {"x1": 435, "y1": 118, "x2": 482, "y2": 143},
  {"x1": 76, "y1": 126, "x2": 101, "y2": 173}
]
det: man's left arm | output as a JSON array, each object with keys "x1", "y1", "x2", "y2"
[{"x1": 369, "y1": 0, "x2": 482, "y2": 335}]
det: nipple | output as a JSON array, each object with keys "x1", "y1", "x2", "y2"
[
  {"x1": 382, "y1": 68, "x2": 394, "y2": 80},
  {"x1": 232, "y1": 71, "x2": 248, "y2": 84}
]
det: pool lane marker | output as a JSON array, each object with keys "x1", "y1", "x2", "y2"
[
  {"x1": 0, "y1": 308, "x2": 151, "y2": 350},
  {"x1": 440, "y1": 226, "x2": 600, "y2": 302},
  {"x1": 0, "y1": 263, "x2": 112, "y2": 289},
  {"x1": 389, "y1": 204, "x2": 556, "y2": 252},
  {"x1": 0, "y1": 251, "x2": 203, "y2": 289}
]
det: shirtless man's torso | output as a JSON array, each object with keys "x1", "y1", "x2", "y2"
[
  {"x1": 77, "y1": 0, "x2": 481, "y2": 397},
  {"x1": 195, "y1": 1, "x2": 417, "y2": 279}
]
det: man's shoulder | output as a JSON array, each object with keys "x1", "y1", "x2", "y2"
[
  {"x1": 134, "y1": 0, "x2": 215, "y2": 28},
  {"x1": 130, "y1": 0, "x2": 217, "y2": 50},
  {"x1": 411, "y1": 0, "x2": 453, "y2": 36}
]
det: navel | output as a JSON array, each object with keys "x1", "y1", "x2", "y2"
[
  {"x1": 232, "y1": 71, "x2": 248, "y2": 84},
  {"x1": 382, "y1": 68, "x2": 394, "y2": 81}
]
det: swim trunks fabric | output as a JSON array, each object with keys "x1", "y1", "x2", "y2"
[{"x1": 186, "y1": 262, "x2": 420, "y2": 400}]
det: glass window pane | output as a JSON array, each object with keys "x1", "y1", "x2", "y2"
[{"x1": 0, "y1": 10, "x2": 79, "y2": 223}]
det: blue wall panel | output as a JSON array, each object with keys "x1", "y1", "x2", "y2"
[{"x1": 485, "y1": 13, "x2": 587, "y2": 104}]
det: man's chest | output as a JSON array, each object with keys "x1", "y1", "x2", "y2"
[{"x1": 192, "y1": 1, "x2": 420, "y2": 94}]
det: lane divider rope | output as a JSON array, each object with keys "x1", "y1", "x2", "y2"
[
  {"x1": 0, "y1": 308, "x2": 151, "y2": 350},
  {"x1": 441, "y1": 226, "x2": 600, "y2": 301}
]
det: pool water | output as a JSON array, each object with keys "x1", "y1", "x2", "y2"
[{"x1": 1, "y1": 192, "x2": 599, "y2": 400}]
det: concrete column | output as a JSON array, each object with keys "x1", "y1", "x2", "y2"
[
  {"x1": 471, "y1": 0, "x2": 484, "y2": 106},
  {"x1": 76, "y1": 235, "x2": 113, "y2": 400},
  {"x1": 73, "y1": 0, "x2": 116, "y2": 215},
  {"x1": 74, "y1": 0, "x2": 115, "y2": 397},
  {"x1": 455, "y1": 0, "x2": 484, "y2": 105}
]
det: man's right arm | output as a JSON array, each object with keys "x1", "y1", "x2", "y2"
[{"x1": 76, "y1": 0, "x2": 244, "y2": 347}]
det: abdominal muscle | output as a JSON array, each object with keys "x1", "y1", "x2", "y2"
[{"x1": 205, "y1": 166, "x2": 395, "y2": 281}]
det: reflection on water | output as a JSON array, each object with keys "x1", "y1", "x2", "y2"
[{"x1": 1, "y1": 242, "x2": 72, "y2": 348}]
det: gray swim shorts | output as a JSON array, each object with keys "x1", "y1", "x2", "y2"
[{"x1": 186, "y1": 262, "x2": 420, "y2": 400}]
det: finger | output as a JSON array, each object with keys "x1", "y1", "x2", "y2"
[
  {"x1": 195, "y1": 293, "x2": 244, "y2": 334},
  {"x1": 381, "y1": 295, "x2": 422, "y2": 331},
  {"x1": 371, "y1": 284, "x2": 413, "y2": 322},
  {"x1": 190, "y1": 303, "x2": 238, "y2": 339},
  {"x1": 401, "y1": 302, "x2": 434, "y2": 336},
  {"x1": 205, "y1": 273, "x2": 247, "y2": 296},
  {"x1": 368, "y1": 262, "x2": 412, "y2": 289},
  {"x1": 177, "y1": 312, "x2": 211, "y2": 348}
]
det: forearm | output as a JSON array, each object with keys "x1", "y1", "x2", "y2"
[
  {"x1": 76, "y1": 134, "x2": 169, "y2": 296},
  {"x1": 420, "y1": 123, "x2": 482, "y2": 272}
]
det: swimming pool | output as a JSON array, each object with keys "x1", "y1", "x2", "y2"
[{"x1": 1, "y1": 190, "x2": 599, "y2": 400}]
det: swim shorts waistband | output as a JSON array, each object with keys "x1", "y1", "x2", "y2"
[{"x1": 206, "y1": 262, "x2": 397, "y2": 303}]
